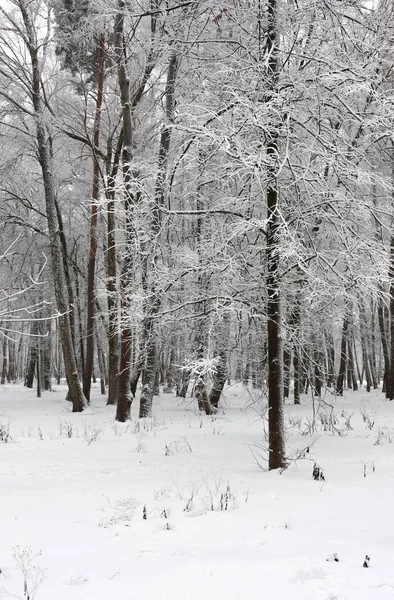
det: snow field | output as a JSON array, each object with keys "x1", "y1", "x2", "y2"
[{"x1": 1, "y1": 383, "x2": 394, "y2": 599}]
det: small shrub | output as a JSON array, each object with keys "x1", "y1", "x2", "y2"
[
  {"x1": 100, "y1": 496, "x2": 137, "y2": 528},
  {"x1": 0, "y1": 423, "x2": 12, "y2": 443},
  {"x1": 164, "y1": 437, "x2": 192, "y2": 456},
  {"x1": 59, "y1": 421, "x2": 74, "y2": 438},
  {"x1": 0, "y1": 546, "x2": 46, "y2": 600},
  {"x1": 312, "y1": 462, "x2": 325, "y2": 481},
  {"x1": 83, "y1": 423, "x2": 103, "y2": 445},
  {"x1": 133, "y1": 433, "x2": 147, "y2": 453}
]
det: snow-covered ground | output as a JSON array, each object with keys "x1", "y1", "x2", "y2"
[{"x1": 1, "y1": 383, "x2": 394, "y2": 600}]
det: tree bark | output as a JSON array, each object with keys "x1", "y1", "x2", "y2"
[
  {"x1": 83, "y1": 34, "x2": 105, "y2": 402},
  {"x1": 336, "y1": 317, "x2": 348, "y2": 396},
  {"x1": 19, "y1": 1, "x2": 85, "y2": 411},
  {"x1": 139, "y1": 53, "x2": 179, "y2": 418},
  {"x1": 266, "y1": 0, "x2": 285, "y2": 470},
  {"x1": 115, "y1": 1, "x2": 136, "y2": 422}
]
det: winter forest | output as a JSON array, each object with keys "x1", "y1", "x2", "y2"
[{"x1": 1, "y1": 1, "x2": 394, "y2": 599}]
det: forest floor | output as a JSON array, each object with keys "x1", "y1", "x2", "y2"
[{"x1": 1, "y1": 383, "x2": 394, "y2": 600}]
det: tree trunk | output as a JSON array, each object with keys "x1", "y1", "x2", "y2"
[
  {"x1": 266, "y1": 0, "x2": 285, "y2": 470},
  {"x1": 115, "y1": 2, "x2": 136, "y2": 422},
  {"x1": 1, "y1": 333, "x2": 8, "y2": 385},
  {"x1": 19, "y1": 2, "x2": 85, "y2": 412},
  {"x1": 336, "y1": 317, "x2": 348, "y2": 396},
  {"x1": 386, "y1": 234, "x2": 394, "y2": 400},
  {"x1": 83, "y1": 34, "x2": 105, "y2": 402},
  {"x1": 105, "y1": 133, "x2": 122, "y2": 406},
  {"x1": 378, "y1": 296, "x2": 389, "y2": 392},
  {"x1": 139, "y1": 53, "x2": 178, "y2": 419}
]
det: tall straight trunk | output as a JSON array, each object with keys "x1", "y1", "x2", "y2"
[
  {"x1": 73, "y1": 259, "x2": 85, "y2": 382},
  {"x1": 1, "y1": 333, "x2": 7, "y2": 385},
  {"x1": 361, "y1": 329, "x2": 372, "y2": 392},
  {"x1": 314, "y1": 351, "x2": 322, "y2": 397},
  {"x1": 283, "y1": 347, "x2": 291, "y2": 398},
  {"x1": 115, "y1": 2, "x2": 136, "y2": 422},
  {"x1": 293, "y1": 347, "x2": 301, "y2": 404},
  {"x1": 25, "y1": 320, "x2": 38, "y2": 387},
  {"x1": 83, "y1": 35, "x2": 105, "y2": 402},
  {"x1": 369, "y1": 299, "x2": 378, "y2": 387},
  {"x1": 96, "y1": 332, "x2": 106, "y2": 395},
  {"x1": 105, "y1": 132, "x2": 122, "y2": 406},
  {"x1": 36, "y1": 344, "x2": 41, "y2": 398},
  {"x1": 265, "y1": 0, "x2": 285, "y2": 470},
  {"x1": 8, "y1": 340, "x2": 15, "y2": 383},
  {"x1": 209, "y1": 314, "x2": 230, "y2": 410},
  {"x1": 347, "y1": 338, "x2": 358, "y2": 391},
  {"x1": 325, "y1": 332, "x2": 335, "y2": 387},
  {"x1": 353, "y1": 336, "x2": 362, "y2": 385},
  {"x1": 19, "y1": 1, "x2": 85, "y2": 412},
  {"x1": 139, "y1": 53, "x2": 179, "y2": 419},
  {"x1": 336, "y1": 317, "x2": 348, "y2": 396},
  {"x1": 387, "y1": 234, "x2": 394, "y2": 400},
  {"x1": 377, "y1": 297, "x2": 389, "y2": 390}
]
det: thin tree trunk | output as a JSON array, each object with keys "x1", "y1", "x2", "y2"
[
  {"x1": 387, "y1": 233, "x2": 394, "y2": 400},
  {"x1": 336, "y1": 317, "x2": 348, "y2": 396},
  {"x1": 1, "y1": 333, "x2": 8, "y2": 385},
  {"x1": 105, "y1": 133, "x2": 122, "y2": 406}
]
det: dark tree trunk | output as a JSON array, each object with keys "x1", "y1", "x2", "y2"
[
  {"x1": 336, "y1": 317, "x2": 348, "y2": 396},
  {"x1": 105, "y1": 133, "x2": 122, "y2": 406},
  {"x1": 293, "y1": 347, "x2": 301, "y2": 404},
  {"x1": 283, "y1": 347, "x2": 291, "y2": 399},
  {"x1": 139, "y1": 53, "x2": 178, "y2": 419},
  {"x1": 377, "y1": 297, "x2": 389, "y2": 392},
  {"x1": 347, "y1": 338, "x2": 358, "y2": 391},
  {"x1": 265, "y1": 0, "x2": 285, "y2": 470},
  {"x1": 209, "y1": 350, "x2": 227, "y2": 410},
  {"x1": 25, "y1": 321, "x2": 38, "y2": 388},
  {"x1": 83, "y1": 35, "x2": 105, "y2": 403},
  {"x1": 1, "y1": 334, "x2": 8, "y2": 385},
  {"x1": 19, "y1": 2, "x2": 85, "y2": 411},
  {"x1": 115, "y1": 2, "x2": 136, "y2": 422},
  {"x1": 36, "y1": 344, "x2": 41, "y2": 398}
]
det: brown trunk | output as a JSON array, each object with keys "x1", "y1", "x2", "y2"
[{"x1": 83, "y1": 35, "x2": 105, "y2": 402}]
